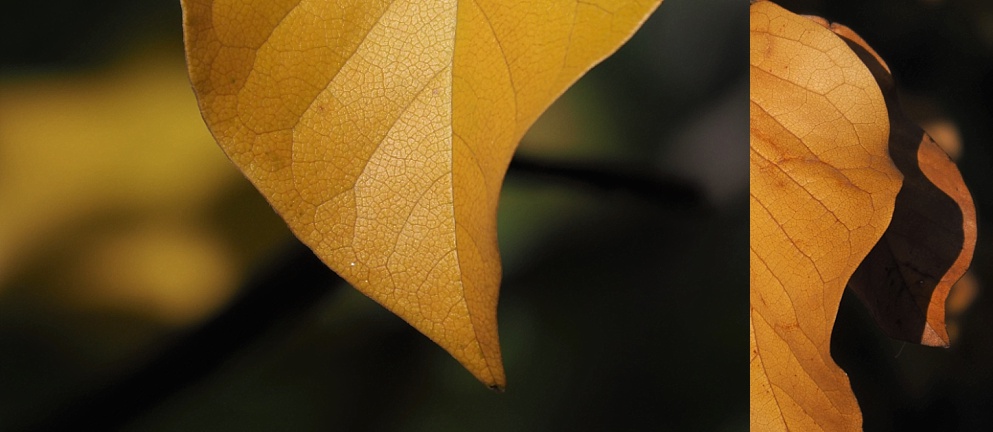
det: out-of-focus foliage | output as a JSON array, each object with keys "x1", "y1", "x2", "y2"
[{"x1": 1, "y1": 55, "x2": 235, "y2": 319}]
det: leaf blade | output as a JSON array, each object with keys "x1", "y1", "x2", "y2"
[
  {"x1": 749, "y1": 1, "x2": 903, "y2": 428},
  {"x1": 829, "y1": 23, "x2": 978, "y2": 347},
  {"x1": 182, "y1": 0, "x2": 661, "y2": 387}
]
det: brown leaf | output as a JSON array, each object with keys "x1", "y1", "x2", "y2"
[
  {"x1": 824, "y1": 21, "x2": 978, "y2": 347},
  {"x1": 752, "y1": 0, "x2": 979, "y2": 426},
  {"x1": 750, "y1": 1, "x2": 903, "y2": 429}
]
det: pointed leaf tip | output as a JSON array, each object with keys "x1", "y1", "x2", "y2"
[{"x1": 181, "y1": 0, "x2": 660, "y2": 385}]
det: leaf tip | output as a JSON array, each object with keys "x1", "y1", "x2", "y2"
[{"x1": 921, "y1": 322, "x2": 950, "y2": 348}]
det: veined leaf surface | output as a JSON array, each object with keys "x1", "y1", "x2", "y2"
[
  {"x1": 750, "y1": 1, "x2": 902, "y2": 428},
  {"x1": 182, "y1": 0, "x2": 661, "y2": 388}
]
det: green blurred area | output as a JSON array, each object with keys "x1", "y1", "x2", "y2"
[{"x1": 1, "y1": 0, "x2": 747, "y2": 431}]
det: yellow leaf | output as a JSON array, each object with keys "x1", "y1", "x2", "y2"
[
  {"x1": 181, "y1": 0, "x2": 661, "y2": 388},
  {"x1": 750, "y1": 1, "x2": 902, "y2": 429}
]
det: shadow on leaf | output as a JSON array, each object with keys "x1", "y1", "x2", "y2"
[{"x1": 829, "y1": 23, "x2": 978, "y2": 347}]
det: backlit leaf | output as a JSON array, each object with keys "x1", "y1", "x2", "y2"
[
  {"x1": 831, "y1": 22, "x2": 978, "y2": 348},
  {"x1": 750, "y1": 1, "x2": 902, "y2": 429},
  {"x1": 181, "y1": 0, "x2": 661, "y2": 388}
]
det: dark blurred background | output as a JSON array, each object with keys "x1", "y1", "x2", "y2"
[
  {"x1": 776, "y1": 0, "x2": 993, "y2": 431},
  {"x1": 0, "y1": 0, "x2": 747, "y2": 431}
]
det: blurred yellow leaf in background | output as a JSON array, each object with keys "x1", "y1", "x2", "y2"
[{"x1": 0, "y1": 53, "x2": 283, "y2": 326}]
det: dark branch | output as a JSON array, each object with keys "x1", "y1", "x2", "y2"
[{"x1": 508, "y1": 154, "x2": 706, "y2": 209}]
